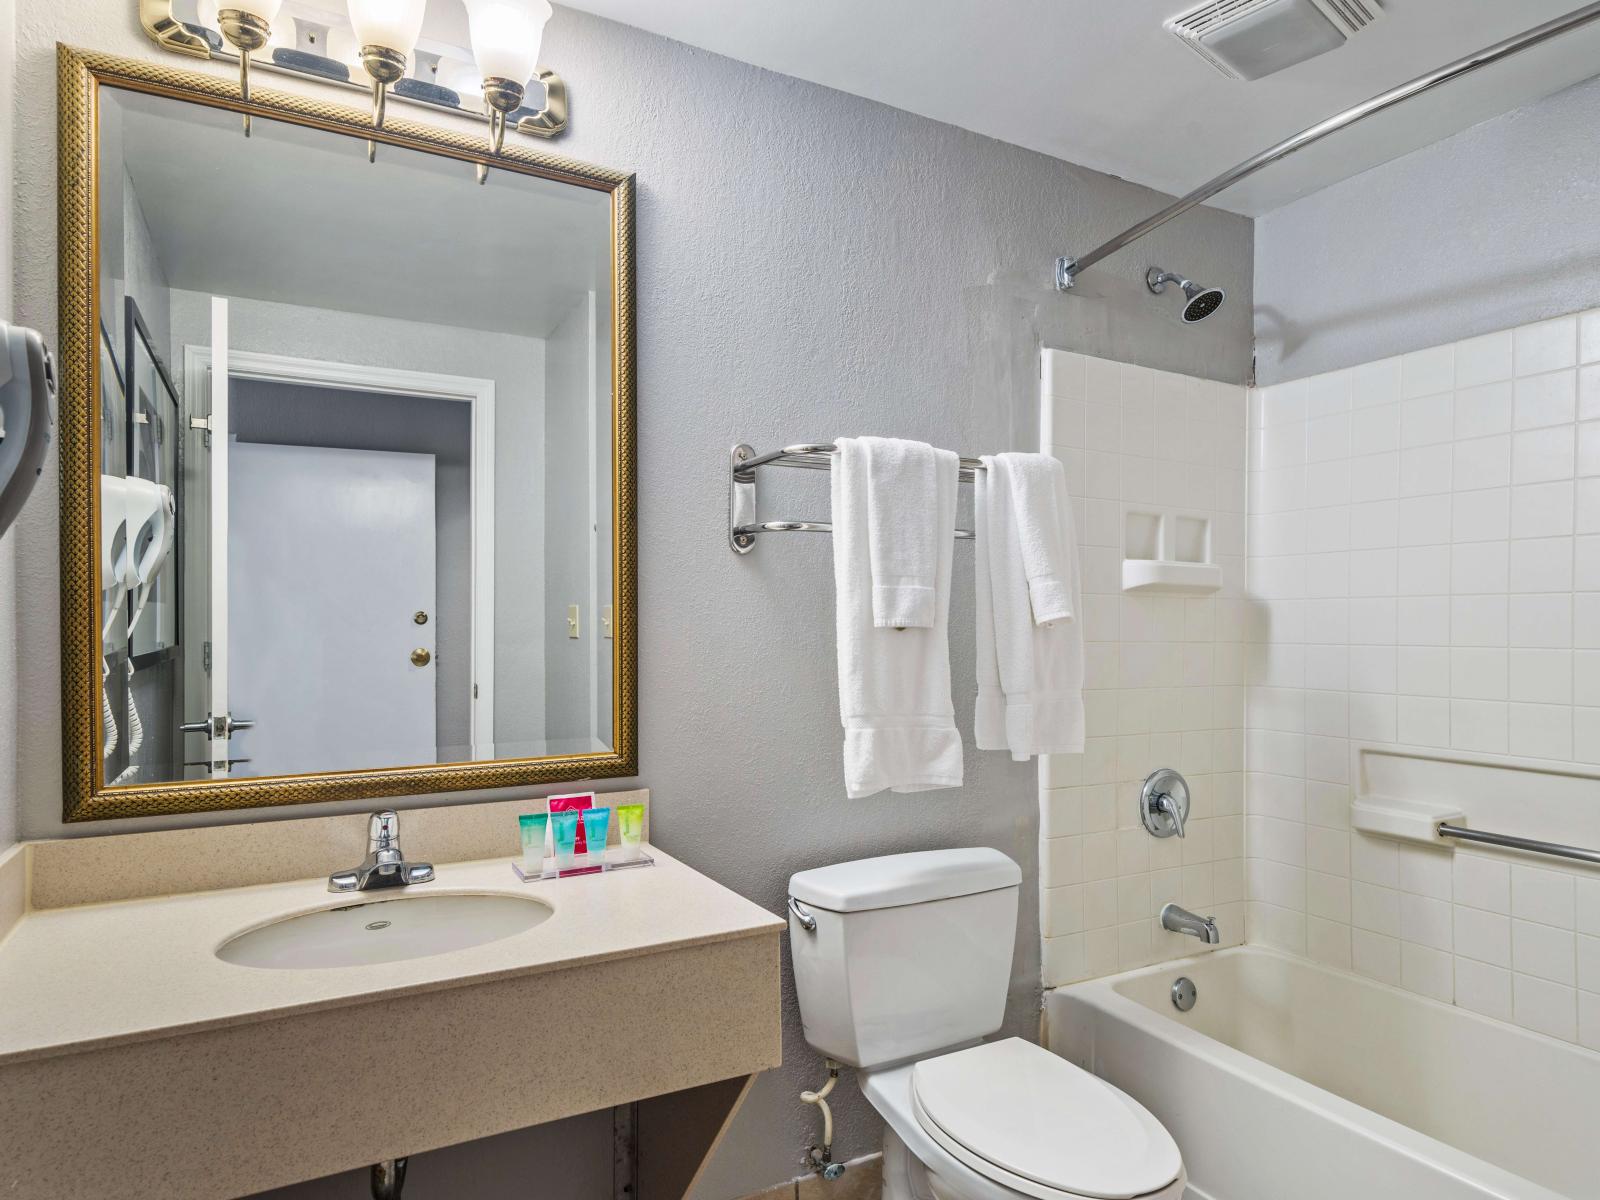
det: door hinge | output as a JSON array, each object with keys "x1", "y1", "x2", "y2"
[{"x1": 203, "y1": 640, "x2": 212, "y2": 673}]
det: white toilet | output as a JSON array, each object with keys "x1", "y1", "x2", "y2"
[{"x1": 787, "y1": 848, "x2": 1185, "y2": 1200}]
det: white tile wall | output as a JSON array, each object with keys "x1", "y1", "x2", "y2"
[
  {"x1": 1039, "y1": 350, "x2": 1248, "y2": 987},
  {"x1": 1245, "y1": 308, "x2": 1600, "y2": 1049}
]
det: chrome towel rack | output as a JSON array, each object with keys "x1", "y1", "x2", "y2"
[
  {"x1": 729, "y1": 443, "x2": 984, "y2": 554},
  {"x1": 1437, "y1": 823, "x2": 1600, "y2": 868}
]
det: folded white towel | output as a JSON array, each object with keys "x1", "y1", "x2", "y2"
[
  {"x1": 1004, "y1": 453, "x2": 1076, "y2": 627},
  {"x1": 833, "y1": 438, "x2": 963, "y2": 797},
  {"x1": 860, "y1": 436, "x2": 939, "y2": 628},
  {"x1": 975, "y1": 453, "x2": 1084, "y2": 761}
]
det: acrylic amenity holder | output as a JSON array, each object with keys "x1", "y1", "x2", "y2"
[{"x1": 513, "y1": 850, "x2": 655, "y2": 882}]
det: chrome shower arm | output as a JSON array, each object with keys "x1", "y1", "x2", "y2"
[{"x1": 1055, "y1": 0, "x2": 1600, "y2": 290}]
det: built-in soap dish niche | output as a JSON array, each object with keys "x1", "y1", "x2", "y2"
[{"x1": 1122, "y1": 509, "x2": 1222, "y2": 594}]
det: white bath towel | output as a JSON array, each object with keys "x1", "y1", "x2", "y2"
[
  {"x1": 832, "y1": 438, "x2": 963, "y2": 797},
  {"x1": 975, "y1": 453, "x2": 1084, "y2": 760},
  {"x1": 860, "y1": 436, "x2": 939, "y2": 628},
  {"x1": 1005, "y1": 454, "x2": 1076, "y2": 627}
]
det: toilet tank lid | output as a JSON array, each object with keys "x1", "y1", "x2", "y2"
[{"x1": 788, "y1": 849, "x2": 1021, "y2": 913}]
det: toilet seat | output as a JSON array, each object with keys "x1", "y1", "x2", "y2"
[{"x1": 909, "y1": 1039, "x2": 1182, "y2": 1200}]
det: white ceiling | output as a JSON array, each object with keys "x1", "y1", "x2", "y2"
[
  {"x1": 556, "y1": 0, "x2": 1600, "y2": 215},
  {"x1": 111, "y1": 88, "x2": 612, "y2": 338}
]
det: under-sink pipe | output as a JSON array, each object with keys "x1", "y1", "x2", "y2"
[
  {"x1": 370, "y1": 1157, "x2": 408, "y2": 1199},
  {"x1": 802, "y1": 1059, "x2": 845, "y2": 1179}
]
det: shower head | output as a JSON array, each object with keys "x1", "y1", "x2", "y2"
[{"x1": 1147, "y1": 268, "x2": 1226, "y2": 323}]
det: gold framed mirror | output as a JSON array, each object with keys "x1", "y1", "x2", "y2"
[{"x1": 57, "y1": 45, "x2": 635, "y2": 821}]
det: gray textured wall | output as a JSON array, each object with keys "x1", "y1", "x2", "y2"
[
  {"x1": 0, "y1": 0, "x2": 15, "y2": 852},
  {"x1": 1255, "y1": 72, "x2": 1600, "y2": 386},
  {"x1": 6, "y1": 3, "x2": 1253, "y2": 1195},
  {"x1": 543, "y1": 296, "x2": 593, "y2": 746}
]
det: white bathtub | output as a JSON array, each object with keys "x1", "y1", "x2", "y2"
[{"x1": 1046, "y1": 946, "x2": 1597, "y2": 1200}]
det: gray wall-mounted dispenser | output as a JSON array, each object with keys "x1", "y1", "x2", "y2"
[{"x1": 0, "y1": 320, "x2": 55, "y2": 539}]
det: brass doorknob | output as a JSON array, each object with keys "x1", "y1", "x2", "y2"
[{"x1": 410, "y1": 648, "x2": 432, "y2": 667}]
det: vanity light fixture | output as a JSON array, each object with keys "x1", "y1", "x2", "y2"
[
  {"x1": 347, "y1": 0, "x2": 428, "y2": 163},
  {"x1": 464, "y1": 0, "x2": 553, "y2": 183},
  {"x1": 214, "y1": 0, "x2": 283, "y2": 136}
]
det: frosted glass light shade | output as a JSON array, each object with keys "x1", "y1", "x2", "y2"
[
  {"x1": 325, "y1": 28, "x2": 366, "y2": 75},
  {"x1": 224, "y1": 0, "x2": 283, "y2": 22},
  {"x1": 464, "y1": 0, "x2": 552, "y2": 84},
  {"x1": 197, "y1": 0, "x2": 219, "y2": 29},
  {"x1": 347, "y1": 0, "x2": 427, "y2": 57},
  {"x1": 437, "y1": 57, "x2": 485, "y2": 105}
]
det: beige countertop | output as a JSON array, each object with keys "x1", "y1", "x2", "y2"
[{"x1": 0, "y1": 845, "x2": 784, "y2": 1067}]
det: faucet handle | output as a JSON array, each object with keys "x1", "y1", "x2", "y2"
[
  {"x1": 369, "y1": 810, "x2": 400, "y2": 852},
  {"x1": 1154, "y1": 792, "x2": 1186, "y2": 839},
  {"x1": 1140, "y1": 768, "x2": 1190, "y2": 840}
]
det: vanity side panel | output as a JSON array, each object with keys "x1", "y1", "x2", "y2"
[{"x1": 0, "y1": 932, "x2": 780, "y2": 1200}]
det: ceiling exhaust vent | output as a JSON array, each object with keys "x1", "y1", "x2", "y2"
[{"x1": 1166, "y1": 0, "x2": 1383, "y2": 81}]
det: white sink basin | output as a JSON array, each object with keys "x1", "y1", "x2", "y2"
[{"x1": 216, "y1": 893, "x2": 553, "y2": 969}]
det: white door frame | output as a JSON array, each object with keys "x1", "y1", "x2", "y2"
[{"x1": 183, "y1": 345, "x2": 497, "y2": 748}]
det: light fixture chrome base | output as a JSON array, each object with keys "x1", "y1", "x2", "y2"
[
  {"x1": 216, "y1": 7, "x2": 270, "y2": 136},
  {"x1": 358, "y1": 45, "x2": 407, "y2": 163},
  {"x1": 477, "y1": 76, "x2": 527, "y2": 184},
  {"x1": 216, "y1": 8, "x2": 269, "y2": 52},
  {"x1": 359, "y1": 44, "x2": 407, "y2": 85},
  {"x1": 1054, "y1": 255, "x2": 1080, "y2": 292}
]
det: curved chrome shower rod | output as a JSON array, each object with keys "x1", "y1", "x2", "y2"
[{"x1": 1055, "y1": 1, "x2": 1600, "y2": 291}]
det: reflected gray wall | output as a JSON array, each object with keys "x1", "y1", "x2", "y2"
[
  {"x1": 1255, "y1": 72, "x2": 1600, "y2": 385},
  {"x1": 7, "y1": 4, "x2": 1253, "y2": 1196},
  {"x1": 231, "y1": 379, "x2": 472, "y2": 749},
  {"x1": 543, "y1": 295, "x2": 592, "y2": 747}
]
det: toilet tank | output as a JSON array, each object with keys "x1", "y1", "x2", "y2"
[{"x1": 787, "y1": 848, "x2": 1021, "y2": 1070}]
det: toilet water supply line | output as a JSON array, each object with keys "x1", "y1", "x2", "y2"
[{"x1": 801, "y1": 1059, "x2": 846, "y2": 1179}]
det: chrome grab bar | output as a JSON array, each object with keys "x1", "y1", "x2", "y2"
[{"x1": 1436, "y1": 823, "x2": 1600, "y2": 868}]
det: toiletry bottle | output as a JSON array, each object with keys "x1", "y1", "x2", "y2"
[
  {"x1": 551, "y1": 810, "x2": 581, "y2": 873},
  {"x1": 582, "y1": 807, "x2": 611, "y2": 869}
]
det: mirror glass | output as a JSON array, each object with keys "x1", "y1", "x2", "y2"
[{"x1": 95, "y1": 85, "x2": 617, "y2": 785}]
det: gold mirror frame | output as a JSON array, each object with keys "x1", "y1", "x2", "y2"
[{"x1": 57, "y1": 44, "x2": 636, "y2": 821}]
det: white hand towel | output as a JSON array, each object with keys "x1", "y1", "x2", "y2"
[
  {"x1": 975, "y1": 453, "x2": 1084, "y2": 760},
  {"x1": 860, "y1": 436, "x2": 939, "y2": 628},
  {"x1": 833, "y1": 438, "x2": 963, "y2": 797},
  {"x1": 1004, "y1": 453, "x2": 1076, "y2": 627},
  {"x1": 973, "y1": 457, "x2": 1006, "y2": 751}
]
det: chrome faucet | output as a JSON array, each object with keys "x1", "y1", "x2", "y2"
[
  {"x1": 1160, "y1": 902, "x2": 1219, "y2": 945},
  {"x1": 328, "y1": 811, "x2": 435, "y2": 893}
]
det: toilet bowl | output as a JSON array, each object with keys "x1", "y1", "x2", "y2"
[{"x1": 787, "y1": 850, "x2": 1184, "y2": 1200}]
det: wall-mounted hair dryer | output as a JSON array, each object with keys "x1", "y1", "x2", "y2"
[{"x1": 0, "y1": 320, "x2": 56, "y2": 539}]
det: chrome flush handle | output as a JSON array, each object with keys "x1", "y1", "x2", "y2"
[{"x1": 788, "y1": 896, "x2": 817, "y2": 933}]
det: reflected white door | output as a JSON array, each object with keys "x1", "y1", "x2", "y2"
[
  {"x1": 228, "y1": 443, "x2": 437, "y2": 777},
  {"x1": 207, "y1": 297, "x2": 231, "y2": 777}
]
